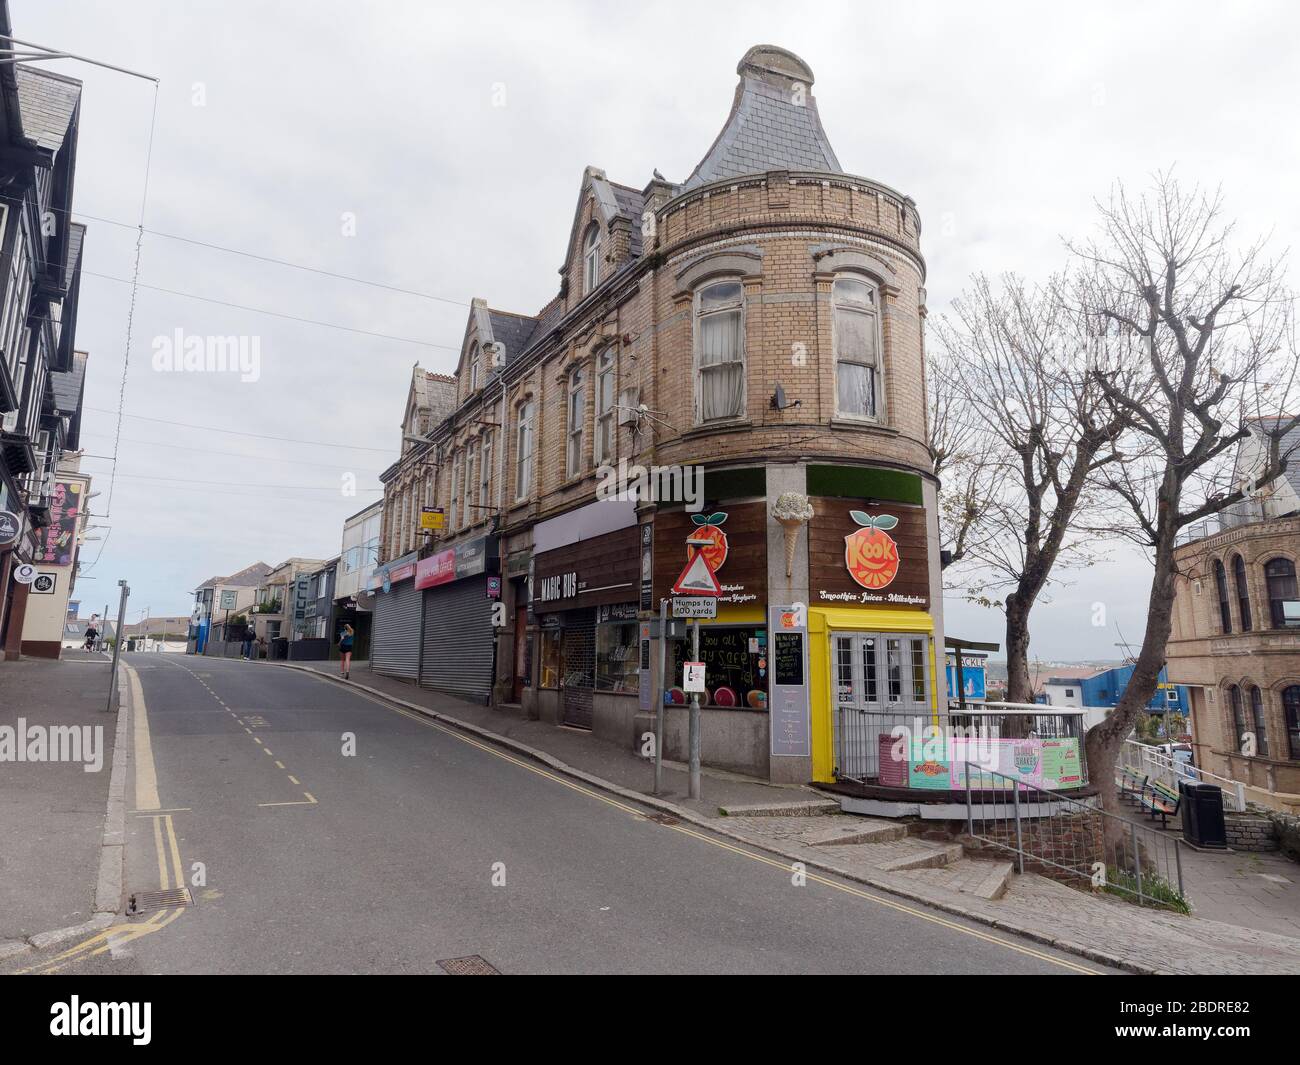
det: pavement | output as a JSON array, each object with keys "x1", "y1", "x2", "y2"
[
  {"x1": 0, "y1": 650, "x2": 122, "y2": 944},
  {"x1": 1, "y1": 654, "x2": 1106, "y2": 975},
  {"x1": 276, "y1": 658, "x2": 1300, "y2": 975}
]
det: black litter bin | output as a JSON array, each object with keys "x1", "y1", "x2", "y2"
[{"x1": 1181, "y1": 781, "x2": 1227, "y2": 849}]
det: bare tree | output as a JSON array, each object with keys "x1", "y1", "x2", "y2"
[
  {"x1": 927, "y1": 342, "x2": 1004, "y2": 575},
  {"x1": 933, "y1": 274, "x2": 1125, "y2": 704},
  {"x1": 1073, "y1": 174, "x2": 1300, "y2": 840}
]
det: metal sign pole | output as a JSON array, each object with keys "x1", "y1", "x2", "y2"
[
  {"x1": 689, "y1": 617, "x2": 701, "y2": 799},
  {"x1": 106, "y1": 579, "x2": 129, "y2": 712},
  {"x1": 655, "y1": 597, "x2": 667, "y2": 796}
]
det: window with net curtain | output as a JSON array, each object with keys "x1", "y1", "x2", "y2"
[
  {"x1": 833, "y1": 276, "x2": 880, "y2": 418},
  {"x1": 696, "y1": 281, "x2": 745, "y2": 422}
]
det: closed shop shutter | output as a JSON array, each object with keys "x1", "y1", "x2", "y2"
[
  {"x1": 422, "y1": 578, "x2": 495, "y2": 703},
  {"x1": 371, "y1": 580, "x2": 422, "y2": 679}
]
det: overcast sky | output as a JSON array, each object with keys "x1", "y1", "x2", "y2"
[{"x1": 19, "y1": 0, "x2": 1300, "y2": 657}]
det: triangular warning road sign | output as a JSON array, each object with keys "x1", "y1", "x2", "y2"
[{"x1": 672, "y1": 551, "x2": 722, "y2": 596}]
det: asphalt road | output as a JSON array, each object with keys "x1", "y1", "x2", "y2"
[{"x1": 10, "y1": 655, "x2": 1108, "y2": 975}]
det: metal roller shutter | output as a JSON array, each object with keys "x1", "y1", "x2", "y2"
[
  {"x1": 421, "y1": 578, "x2": 495, "y2": 704},
  {"x1": 371, "y1": 580, "x2": 422, "y2": 679}
]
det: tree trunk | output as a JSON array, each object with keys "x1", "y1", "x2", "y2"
[
  {"x1": 1085, "y1": 525, "x2": 1180, "y2": 865},
  {"x1": 1002, "y1": 592, "x2": 1035, "y2": 737}
]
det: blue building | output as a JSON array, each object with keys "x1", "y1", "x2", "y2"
[{"x1": 1041, "y1": 663, "x2": 1189, "y2": 716}]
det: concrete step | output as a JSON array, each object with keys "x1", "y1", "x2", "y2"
[
  {"x1": 956, "y1": 858, "x2": 1015, "y2": 900},
  {"x1": 797, "y1": 820, "x2": 909, "y2": 847},
  {"x1": 718, "y1": 799, "x2": 842, "y2": 818},
  {"x1": 875, "y1": 841, "x2": 964, "y2": 872}
]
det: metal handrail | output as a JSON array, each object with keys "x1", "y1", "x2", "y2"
[
  {"x1": 1121, "y1": 739, "x2": 1246, "y2": 811},
  {"x1": 964, "y1": 762, "x2": 1186, "y2": 908}
]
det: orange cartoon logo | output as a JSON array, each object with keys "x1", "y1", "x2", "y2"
[
  {"x1": 845, "y1": 511, "x2": 900, "y2": 590},
  {"x1": 689, "y1": 511, "x2": 728, "y2": 571}
]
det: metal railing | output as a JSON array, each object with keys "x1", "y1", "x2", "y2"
[
  {"x1": 834, "y1": 705, "x2": 1086, "y2": 784},
  {"x1": 1120, "y1": 739, "x2": 1246, "y2": 812},
  {"x1": 964, "y1": 762, "x2": 1186, "y2": 910}
]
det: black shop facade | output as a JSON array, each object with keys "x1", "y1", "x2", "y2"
[{"x1": 526, "y1": 499, "x2": 642, "y2": 743}]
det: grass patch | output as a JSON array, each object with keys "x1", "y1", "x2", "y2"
[{"x1": 1103, "y1": 866, "x2": 1190, "y2": 914}]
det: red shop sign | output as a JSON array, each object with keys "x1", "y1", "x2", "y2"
[{"x1": 415, "y1": 549, "x2": 456, "y2": 590}]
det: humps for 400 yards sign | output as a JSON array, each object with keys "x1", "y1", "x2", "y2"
[{"x1": 808, "y1": 498, "x2": 930, "y2": 610}]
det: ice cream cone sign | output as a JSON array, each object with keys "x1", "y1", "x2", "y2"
[{"x1": 845, "y1": 511, "x2": 901, "y2": 590}]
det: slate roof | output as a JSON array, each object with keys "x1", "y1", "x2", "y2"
[
  {"x1": 14, "y1": 66, "x2": 81, "y2": 153},
  {"x1": 682, "y1": 45, "x2": 842, "y2": 190},
  {"x1": 487, "y1": 309, "x2": 539, "y2": 365},
  {"x1": 611, "y1": 183, "x2": 645, "y2": 258}
]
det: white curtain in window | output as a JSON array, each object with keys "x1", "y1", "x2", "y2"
[
  {"x1": 699, "y1": 308, "x2": 744, "y2": 420},
  {"x1": 835, "y1": 304, "x2": 877, "y2": 417}
]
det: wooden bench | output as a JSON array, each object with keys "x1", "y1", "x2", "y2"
[
  {"x1": 1140, "y1": 779, "x2": 1181, "y2": 827},
  {"x1": 1117, "y1": 766, "x2": 1147, "y2": 804}
]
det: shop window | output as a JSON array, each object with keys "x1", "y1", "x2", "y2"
[
  {"x1": 567, "y1": 367, "x2": 586, "y2": 478},
  {"x1": 694, "y1": 280, "x2": 745, "y2": 423},
  {"x1": 832, "y1": 276, "x2": 881, "y2": 419},
  {"x1": 1250, "y1": 686, "x2": 1269, "y2": 758},
  {"x1": 540, "y1": 628, "x2": 561, "y2": 688},
  {"x1": 1213, "y1": 559, "x2": 1232, "y2": 633},
  {"x1": 668, "y1": 626, "x2": 767, "y2": 710},
  {"x1": 1284, "y1": 686, "x2": 1300, "y2": 761},
  {"x1": 1232, "y1": 554, "x2": 1252, "y2": 631},
  {"x1": 595, "y1": 619, "x2": 639, "y2": 693},
  {"x1": 1265, "y1": 557, "x2": 1298, "y2": 628}
]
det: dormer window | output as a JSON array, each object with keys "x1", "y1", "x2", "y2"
[
  {"x1": 583, "y1": 222, "x2": 601, "y2": 295},
  {"x1": 468, "y1": 343, "x2": 480, "y2": 392}
]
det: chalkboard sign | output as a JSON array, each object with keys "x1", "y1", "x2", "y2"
[{"x1": 774, "y1": 632, "x2": 804, "y2": 686}]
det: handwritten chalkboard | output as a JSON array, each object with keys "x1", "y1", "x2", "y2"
[{"x1": 774, "y1": 632, "x2": 804, "y2": 686}]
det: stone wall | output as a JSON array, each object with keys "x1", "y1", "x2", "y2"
[{"x1": 1224, "y1": 811, "x2": 1280, "y2": 851}]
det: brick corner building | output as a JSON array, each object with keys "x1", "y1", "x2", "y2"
[{"x1": 371, "y1": 45, "x2": 944, "y2": 784}]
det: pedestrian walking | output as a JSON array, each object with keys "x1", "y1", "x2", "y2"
[
  {"x1": 339, "y1": 623, "x2": 354, "y2": 679},
  {"x1": 241, "y1": 623, "x2": 256, "y2": 661},
  {"x1": 84, "y1": 614, "x2": 99, "y2": 653}
]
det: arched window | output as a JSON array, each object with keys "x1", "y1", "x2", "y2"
[
  {"x1": 515, "y1": 402, "x2": 535, "y2": 501},
  {"x1": 566, "y1": 367, "x2": 586, "y2": 477},
  {"x1": 832, "y1": 276, "x2": 882, "y2": 419},
  {"x1": 1283, "y1": 686, "x2": 1300, "y2": 761},
  {"x1": 1229, "y1": 685, "x2": 1246, "y2": 753},
  {"x1": 694, "y1": 280, "x2": 745, "y2": 422},
  {"x1": 1213, "y1": 559, "x2": 1232, "y2": 633},
  {"x1": 1232, "y1": 554, "x2": 1252, "y2": 631},
  {"x1": 583, "y1": 222, "x2": 601, "y2": 295},
  {"x1": 1265, "y1": 557, "x2": 1298, "y2": 628},
  {"x1": 1250, "y1": 686, "x2": 1269, "y2": 758},
  {"x1": 448, "y1": 450, "x2": 461, "y2": 530},
  {"x1": 594, "y1": 348, "x2": 616, "y2": 464}
]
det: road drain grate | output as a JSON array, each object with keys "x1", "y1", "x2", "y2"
[
  {"x1": 127, "y1": 887, "x2": 193, "y2": 915},
  {"x1": 437, "y1": 955, "x2": 500, "y2": 975},
  {"x1": 645, "y1": 813, "x2": 679, "y2": 826}
]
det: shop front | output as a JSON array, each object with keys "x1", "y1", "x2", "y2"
[
  {"x1": 531, "y1": 501, "x2": 641, "y2": 741},
  {"x1": 369, "y1": 551, "x2": 420, "y2": 679},
  {"x1": 414, "y1": 534, "x2": 499, "y2": 704},
  {"x1": 807, "y1": 496, "x2": 937, "y2": 785},
  {"x1": 652, "y1": 499, "x2": 773, "y2": 776}
]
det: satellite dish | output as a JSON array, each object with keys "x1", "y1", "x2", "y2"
[{"x1": 770, "y1": 383, "x2": 801, "y2": 411}]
